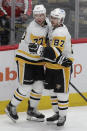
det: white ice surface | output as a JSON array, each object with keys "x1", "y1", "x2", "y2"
[{"x1": 0, "y1": 106, "x2": 87, "y2": 131}]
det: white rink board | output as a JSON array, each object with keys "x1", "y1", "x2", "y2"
[
  {"x1": 71, "y1": 43, "x2": 87, "y2": 92},
  {"x1": 0, "y1": 50, "x2": 18, "y2": 100},
  {"x1": 0, "y1": 43, "x2": 87, "y2": 101}
]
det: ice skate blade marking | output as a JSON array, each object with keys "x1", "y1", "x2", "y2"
[{"x1": 27, "y1": 116, "x2": 44, "y2": 122}]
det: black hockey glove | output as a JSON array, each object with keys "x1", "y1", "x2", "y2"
[
  {"x1": 28, "y1": 43, "x2": 39, "y2": 53},
  {"x1": 43, "y1": 46, "x2": 56, "y2": 60},
  {"x1": 56, "y1": 55, "x2": 72, "y2": 67}
]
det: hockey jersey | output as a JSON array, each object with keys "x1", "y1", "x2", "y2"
[
  {"x1": 15, "y1": 19, "x2": 50, "y2": 65},
  {"x1": 45, "y1": 24, "x2": 74, "y2": 69},
  {"x1": 0, "y1": 0, "x2": 32, "y2": 17}
]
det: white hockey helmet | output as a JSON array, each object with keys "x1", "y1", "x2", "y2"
[
  {"x1": 33, "y1": 4, "x2": 46, "y2": 15},
  {"x1": 50, "y1": 8, "x2": 66, "y2": 24}
]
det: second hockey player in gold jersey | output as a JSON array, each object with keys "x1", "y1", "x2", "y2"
[{"x1": 37, "y1": 8, "x2": 74, "y2": 126}]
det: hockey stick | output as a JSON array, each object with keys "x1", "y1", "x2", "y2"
[{"x1": 69, "y1": 82, "x2": 87, "y2": 102}]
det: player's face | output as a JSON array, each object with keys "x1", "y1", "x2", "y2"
[
  {"x1": 50, "y1": 16, "x2": 59, "y2": 28},
  {"x1": 34, "y1": 14, "x2": 46, "y2": 26}
]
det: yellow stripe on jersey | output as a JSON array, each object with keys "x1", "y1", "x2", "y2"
[
  {"x1": 69, "y1": 57, "x2": 74, "y2": 62},
  {"x1": 15, "y1": 57, "x2": 45, "y2": 65},
  {"x1": 30, "y1": 33, "x2": 46, "y2": 47},
  {"x1": 45, "y1": 62, "x2": 70, "y2": 69},
  {"x1": 17, "y1": 50, "x2": 40, "y2": 58},
  {"x1": 51, "y1": 36, "x2": 66, "y2": 52},
  {"x1": 18, "y1": 62, "x2": 24, "y2": 85},
  {"x1": 64, "y1": 68, "x2": 70, "y2": 93}
]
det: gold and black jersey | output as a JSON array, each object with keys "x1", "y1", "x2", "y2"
[
  {"x1": 45, "y1": 25, "x2": 74, "y2": 69},
  {"x1": 15, "y1": 19, "x2": 50, "y2": 65}
]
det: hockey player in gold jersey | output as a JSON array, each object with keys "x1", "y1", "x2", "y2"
[
  {"x1": 36, "y1": 8, "x2": 74, "y2": 126},
  {"x1": 5, "y1": 4, "x2": 50, "y2": 122}
]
